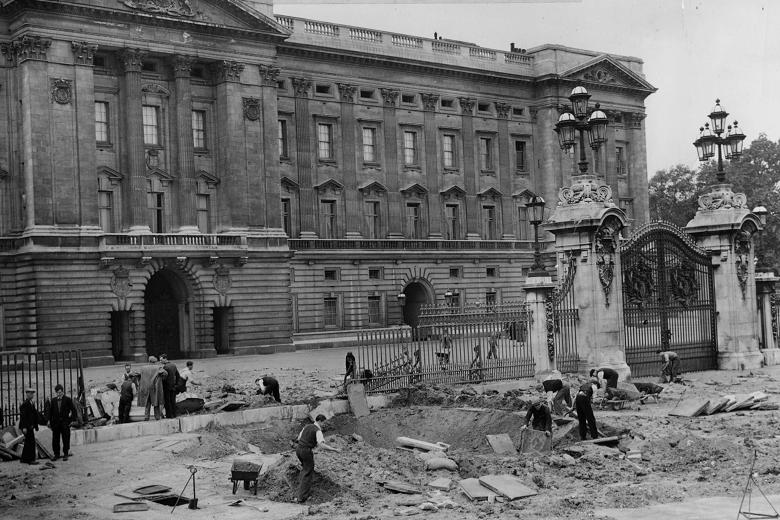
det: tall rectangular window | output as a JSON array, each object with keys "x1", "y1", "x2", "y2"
[
  {"x1": 368, "y1": 295, "x2": 382, "y2": 325},
  {"x1": 616, "y1": 146, "x2": 627, "y2": 176},
  {"x1": 192, "y1": 110, "x2": 206, "y2": 149},
  {"x1": 362, "y1": 127, "x2": 377, "y2": 163},
  {"x1": 281, "y1": 198, "x2": 292, "y2": 236},
  {"x1": 148, "y1": 191, "x2": 164, "y2": 232},
  {"x1": 95, "y1": 102, "x2": 110, "y2": 143},
  {"x1": 323, "y1": 297, "x2": 338, "y2": 327},
  {"x1": 479, "y1": 137, "x2": 493, "y2": 170},
  {"x1": 620, "y1": 198, "x2": 634, "y2": 221},
  {"x1": 442, "y1": 134, "x2": 456, "y2": 168},
  {"x1": 485, "y1": 291, "x2": 497, "y2": 309},
  {"x1": 482, "y1": 205, "x2": 497, "y2": 239},
  {"x1": 518, "y1": 206, "x2": 530, "y2": 240},
  {"x1": 403, "y1": 131, "x2": 418, "y2": 165},
  {"x1": 515, "y1": 140, "x2": 527, "y2": 171},
  {"x1": 278, "y1": 120, "x2": 288, "y2": 159},
  {"x1": 365, "y1": 200, "x2": 380, "y2": 239},
  {"x1": 196, "y1": 194, "x2": 210, "y2": 233},
  {"x1": 98, "y1": 190, "x2": 113, "y2": 232},
  {"x1": 406, "y1": 203, "x2": 421, "y2": 239},
  {"x1": 317, "y1": 123, "x2": 333, "y2": 160},
  {"x1": 142, "y1": 105, "x2": 159, "y2": 146},
  {"x1": 445, "y1": 204, "x2": 459, "y2": 240},
  {"x1": 321, "y1": 200, "x2": 336, "y2": 238}
]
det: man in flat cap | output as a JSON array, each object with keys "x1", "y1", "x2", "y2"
[{"x1": 19, "y1": 388, "x2": 39, "y2": 465}]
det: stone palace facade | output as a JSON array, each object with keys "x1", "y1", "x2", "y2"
[{"x1": 0, "y1": 0, "x2": 655, "y2": 365}]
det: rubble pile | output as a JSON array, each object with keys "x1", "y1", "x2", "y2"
[{"x1": 392, "y1": 384, "x2": 533, "y2": 410}]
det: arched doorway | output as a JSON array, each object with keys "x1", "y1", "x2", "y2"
[
  {"x1": 144, "y1": 269, "x2": 189, "y2": 359},
  {"x1": 402, "y1": 281, "x2": 432, "y2": 328}
]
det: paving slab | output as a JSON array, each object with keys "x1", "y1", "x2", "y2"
[
  {"x1": 428, "y1": 477, "x2": 452, "y2": 491},
  {"x1": 380, "y1": 480, "x2": 420, "y2": 494},
  {"x1": 347, "y1": 383, "x2": 370, "y2": 418},
  {"x1": 669, "y1": 399, "x2": 710, "y2": 417},
  {"x1": 519, "y1": 428, "x2": 551, "y2": 454},
  {"x1": 459, "y1": 478, "x2": 497, "y2": 501},
  {"x1": 486, "y1": 433, "x2": 517, "y2": 455},
  {"x1": 704, "y1": 397, "x2": 731, "y2": 415},
  {"x1": 478, "y1": 474, "x2": 537, "y2": 500}
]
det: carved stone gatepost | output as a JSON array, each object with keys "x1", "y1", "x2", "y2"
[
  {"x1": 523, "y1": 274, "x2": 557, "y2": 379},
  {"x1": 545, "y1": 174, "x2": 630, "y2": 380},
  {"x1": 686, "y1": 184, "x2": 764, "y2": 370},
  {"x1": 756, "y1": 269, "x2": 780, "y2": 365}
]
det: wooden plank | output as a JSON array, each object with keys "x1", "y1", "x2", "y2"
[
  {"x1": 380, "y1": 480, "x2": 420, "y2": 494},
  {"x1": 478, "y1": 474, "x2": 537, "y2": 500},
  {"x1": 669, "y1": 399, "x2": 710, "y2": 417},
  {"x1": 519, "y1": 428, "x2": 551, "y2": 454},
  {"x1": 4, "y1": 434, "x2": 24, "y2": 450},
  {"x1": 486, "y1": 434, "x2": 517, "y2": 455},
  {"x1": 459, "y1": 478, "x2": 497, "y2": 501},
  {"x1": 396, "y1": 437, "x2": 450, "y2": 452},
  {"x1": 347, "y1": 383, "x2": 370, "y2": 418},
  {"x1": 578, "y1": 435, "x2": 621, "y2": 445},
  {"x1": 35, "y1": 427, "x2": 56, "y2": 460}
]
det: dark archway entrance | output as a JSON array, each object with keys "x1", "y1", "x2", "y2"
[
  {"x1": 402, "y1": 281, "x2": 431, "y2": 328},
  {"x1": 145, "y1": 270, "x2": 187, "y2": 359}
]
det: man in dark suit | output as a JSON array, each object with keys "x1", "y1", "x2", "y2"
[
  {"x1": 18, "y1": 388, "x2": 39, "y2": 465},
  {"x1": 159, "y1": 354, "x2": 180, "y2": 419},
  {"x1": 255, "y1": 376, "x2": 281, "y2": 403},
  {"x1": 49, "y1": 383, "x2": 78, "y2": 461}
]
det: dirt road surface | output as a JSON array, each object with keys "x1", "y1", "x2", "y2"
[{"x1": 2, "y1": 360, "x2": 780, "y2": 520}]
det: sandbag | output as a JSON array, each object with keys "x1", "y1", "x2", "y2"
[{"x1": 424, "y1": 457, "x2": 458, "y2": 471}]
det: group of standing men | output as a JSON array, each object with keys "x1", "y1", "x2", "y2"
[
  {"x1": 18, "y1": 385, "x2": 78, "y2": 465},
  {"x1": 120, "y1": 355, "x2": 200, "y2": 422}
]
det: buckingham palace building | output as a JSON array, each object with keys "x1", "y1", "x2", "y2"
[{"x1": 0, "y1": 0, "x2": 655, "y2": 365}]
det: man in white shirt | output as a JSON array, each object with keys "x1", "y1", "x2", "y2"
[{"x1": 178, "y1": 361, "x2": 199, "y2": 392}]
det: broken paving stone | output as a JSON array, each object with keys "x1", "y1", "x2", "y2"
[
  {"x1": 548, "y1": 454, "x2": 576, "y2": 467},
  {"x1": 351, "y1": 433, "x2": 364, "y2": 442},
  {"x1": 478, "y1": 475, "x2": 537, "y2": 501},
  {"x1": 428, "y1": 477, "x2": 452, "y2": 491}
]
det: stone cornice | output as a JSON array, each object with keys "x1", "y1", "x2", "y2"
[
  {"x1": 71, "y1": 41, "x2": 98, "y2": 67},
  {"x1": 212, "y1": 60, "x2": 245, "y2": 83},
  {"x1": 534, "y1": 74, "x2": 655, "y2": 98},
  {"x1": 1, "y1": 35, "x2": 52, "y2": 66}
]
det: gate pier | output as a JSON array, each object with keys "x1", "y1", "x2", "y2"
[
  {"x1": 523, "y1": 276, "x2": 556, "y2": 379},
  {"x1": 546, "y1": 175, "x2": 630, "y2": 380},
  {"x1": 686, "y1": 187, "x2": 764, "y2": 370}
]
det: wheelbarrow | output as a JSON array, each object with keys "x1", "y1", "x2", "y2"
[{"x1": 230, "y1": 460, "x2": 262, "y2": 495}]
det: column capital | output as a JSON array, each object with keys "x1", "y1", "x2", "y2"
[
  {"x1": 458, "y1": 97, "x2": 475, "y2": 115},
  {"x1": 117, "y1": 48, "x2": 146, "y2": 73},
  {"x1": 71, "y1": 41, "x2": 98, "y2": 66},
  {"x1": 380, "y1": 88, "x2": 399, "y2": 107},
  {"x1": 172, "y1": 54, "x2": 195, "y2": 78},
  {"x1": 292, "y1": 77, "x2": 312, "y2": 98},
  {"x1": 420, "y1": 92, "x2": 439, "y2": 112},
  {"x1": 212, "y1": 60, "x2": 244, "y2": 83},
  {"x1": 1, "y1": 35, "x2": 52, "y2": 66},
  {"x1": 337, "y1": 83, "x2": 357, "y2": 103},
  {"x1": 258, "y1": 64, "x2": 281, "y2": 86},
  {"x1": 495, "y1": 102, "x2": 511, "y2": 119},
  {"x1": 628, "y1": 111, "x2": 646, "y2": 129}
]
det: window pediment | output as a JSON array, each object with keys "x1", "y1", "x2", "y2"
[
  {"x1": 440, "y1": 184, "x2": 466, "y2": 200},
  {"x1": 478, "y1": 187, "x2": 502, "y2": 201},
  {"x1": 400, "y1": 183, "x2": 428, "y2": 199},
  {"x1": 196, "y1": 169, "x2": 219, "y2": 191},
  {"x1": 98, "y1": 166, "x2": 123, "y2": 188},
  {"x1": 147, "y1": 168, "x2": 174, "y2": 189},
  {"x1": 359, "y1": 180, "x2": 388, "y2": 198},
  {"x1": 512, "y1": 188, "x2": 536, "y2": 201},
  {"x1": 315, "y1": 178, "x2": 344, "y2": 195},
  {"x1": 281, "y1": 176, "x2": 299, "y2": 193}
]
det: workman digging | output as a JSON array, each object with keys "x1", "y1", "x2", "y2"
[{"x1": 294, "y1": 414, "x2": 340, "y2": 504}]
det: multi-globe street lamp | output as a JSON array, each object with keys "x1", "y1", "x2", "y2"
[
  {"x1": 554, "y1": 86, "x2": 609, "y2": 174},
  {"x1": 692, "y1": 99, "x2": 746, "y2": 182}
]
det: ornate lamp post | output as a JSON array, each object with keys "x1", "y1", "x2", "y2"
[
  {"x1": 554, "y1": 86, "x2": 609, "y2": 175},
  {"x1": 526, "y1": 195, "x2": 548, "y2": 277},
  {"x1": 693, "y1": 99, "x2": 746, "y2": 183}
]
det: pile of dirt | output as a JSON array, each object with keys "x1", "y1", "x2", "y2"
[{"x1": 392, "y1": 384, "x2": 534, "y2": 410}]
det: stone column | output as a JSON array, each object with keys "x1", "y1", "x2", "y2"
[
  {"x1": 420, "y1": 93, "x2": 441, "y2": 238},
  {"x1": 213, "y1": 60, "x2": 247, "y2": 231},
  {"x1": 686, "y1": 187, "x2": 764, "y2": 369},
  {"x1": 524, "y1": 277, "x2": 556, "y2": 378},
  {"x1": 546, "y1": 175, "x2": 630, "y2": 380},
  {"x1": 459, "y1": 97, "x2": 479, "y2": 239},
  {"x1": 381, "y1": 88, "x2": 402, "y2": 238},
  {"x1": 117, "y1": 48, "x2": 150, "y2": 232},
  {"x1": 534, "y1": 106, "x2": 560, "y2": 240},
  {"x1": 292, "y1": 77, "x2": 315, "y2": 238},
  {"x1": 629, "y1": 112, "x2": 649, "y2": 226},
  {"x1": 259, "y1": 64, "x2": 283, "y2": 232},
  {"x1": 604, "y1": 110, "x2": 619, "y2": 203},
  {"x1": 173, "y1": 55, "x2": 198, "y2": 233},
  {"x1": 71, "y1": 42, "x2": 100, "y2": 230},
  {"x1": 495, "y1": 102, "x2": 514, "y2": 239},
  {"x1": 338, "y1": 83, "x2": 360, "y2": 238}
]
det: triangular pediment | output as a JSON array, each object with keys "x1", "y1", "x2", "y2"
[
  {"x1": 400, "y1": 183, "x2": 428, "y2": 197},
  {"x1": 562, "y1": 55, "x2": 656, "y2": 92},
  {"x1": 478, "y1": 187, "x2": 502, "y2": 201},
  {"x1": 98, "y1": 166, "x2": 124, "y2": 181},
  {"x1": 440, "y1": 184, "x2": 466, "y2": 198},
  {"x1": 512, "y1": 188, "x2": 536, "y2": 200},
  {"x1": 57, "y1": 0, "x2": 290, "y2": 37},
  {"x1": 358, "y1": 181, "x2": 388, "y2": 195},
  {"x1": 196, "y1": 169, "x2": 220, "y2": 188},
  {"x1": 314, "y1": 178, "x2": 344, "y2": 194},
  {"x1": 281, "y1": 176, "x2": 299, "y2": 192}
]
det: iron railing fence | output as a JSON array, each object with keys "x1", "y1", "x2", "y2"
[
  {"x1": 549, "y1": 254, "x2": 580, "y2": 374},
  {"x1": 356, "y1": 303, "x2": 534, "y2": 393},
  {"x1": 0, "y1": 350, "x2": 85, "y2": 428}
]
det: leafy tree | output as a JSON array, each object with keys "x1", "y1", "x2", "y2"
[{"x1": 649, "y1": 134, "x2": 780, "y2": 271}]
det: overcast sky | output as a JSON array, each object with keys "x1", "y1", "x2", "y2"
[{"x1": 274, "y1": 0, "x2": 780, "y2": 179}]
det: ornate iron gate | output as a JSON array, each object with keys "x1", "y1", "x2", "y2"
[
  {"x1": 621, "y1": 221, "x2": 717, "y2": 376},
  {"x1": 548, "y1": 253, "x2": 580, "y2": 373},
  {"x1": 356, "y1": 301, "x2": 534, "y2": 392}
]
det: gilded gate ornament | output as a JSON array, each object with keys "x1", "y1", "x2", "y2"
[
  {"x1": 667, "y1": 260, "x2": 699, "y2": 306},
  {"x1": 594, "y1": 216, "x2": 623, "y2": 306},
  {"x1": 623, "y1": 257, "x2": 654, "y2": 307},
  {"x1": 734, "y1": 225, "x2": 755, "y2": 299}
]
